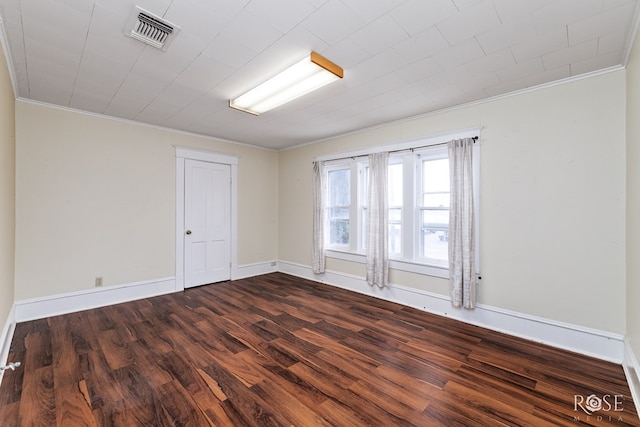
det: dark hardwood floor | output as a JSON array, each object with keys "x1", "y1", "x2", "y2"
[{"x1": 0, "y1": 272, "x2": 637, "y2": 426}]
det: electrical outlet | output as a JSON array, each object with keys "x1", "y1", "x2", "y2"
[{"x1": 95, "y1": 277, "x2": 103, "y2": 287}]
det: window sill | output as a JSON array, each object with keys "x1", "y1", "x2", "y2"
[{"x1": 324, "y1": 249, "x2": 449, "y2": 279}]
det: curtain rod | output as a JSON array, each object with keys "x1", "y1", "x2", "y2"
[{"x1": 319, "y1": 136, "x2": 478, "y2": 164}]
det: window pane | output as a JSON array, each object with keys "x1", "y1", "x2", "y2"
[
  {"x1": 388, "y1": 163, "x2": 403, "y2": 206},
  {"x1": 389, "y1": 223, "x2": 401, "y2": 255},
  {"x1": 388, "y1": 163, "x2": 402, "y2": 256},
  {"x1": 389, "y1": 207, "x2": 402, "y2": 256},
  {"x1": 362, "y1": 166, "x2": 369, "y2": 206},
  {"x1": 327, "y1": 168, "x2": 350, "y2": 246},
  {"x1": 329, "y1": 207, "x2": 349, "y2": 219},
  {"x1": 423, "y1": 193, "x2": 450, "y2": 208},
  {"x1": 328, "y1": 207, "x2": 350, "y2": 245},
  {"x1": 422, "y1": 158, "x2": 449, "y2": 193},
  {"x1": 328, "y1": 169, "x2": 350, "y2": 206},
  {"x1": 420, "y1": 209, "x2": 449, "y2": 262},
  {"x1": 362, "y1": 207, "x2": 367, "y2": 249},
  {"x1": 329, "y1": 220, "x2": 349, "y2": 245}
]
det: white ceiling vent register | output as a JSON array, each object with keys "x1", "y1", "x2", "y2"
[{"x1": 124, "y1": 6, "x2": 180, "y2": 51}]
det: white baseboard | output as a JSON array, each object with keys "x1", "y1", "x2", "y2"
[
  {"x1": 624, "y1": 340, "x2": 640, "y2": 419},
  {"x1": 4, "y1": 262, "x2": 628, "y2": 369},
  {"x1": 14, "y1": 277, "x2": 176, "y2": 322},
  {"x1": 0, "y1": 304, "x2": 16, "y2": 386},
  {"x1": 233, "y1": 260, "x2": 278, "y2": 280},
  {"x1": 278, "y1": 260, "x2": 625, "y2": 363},
  {"x1": 12, "y1": 261, "x2": 280, "y2": 323}
]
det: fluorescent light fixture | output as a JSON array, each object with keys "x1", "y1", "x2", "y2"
[{"x1": 229, "y1": 51, "x2": 344, "y2": 115}]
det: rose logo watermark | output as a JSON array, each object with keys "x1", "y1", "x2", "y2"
[{"x1": 573, "y1": 394, "x2": 624, "y2": 423}]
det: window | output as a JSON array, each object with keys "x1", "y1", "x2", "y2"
[
  {"x1": 359, "y1": 161, "x2": 403, "y2": 256},
  {"x1": 417, "y1": 149, "x2": 449, "y2": 267},
  {"x1": 388, "y1": 161, "x2": 403, "y2": 256},
  {"x1": 326, "y1": 168, "x2": 350, "y2": 247},
  {"x1": 321, "y1": 132, "x2": 479, "y2": 277}
]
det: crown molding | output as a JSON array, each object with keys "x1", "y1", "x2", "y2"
[
  {"x1": 282, "y1": 64, "x2": 626, "y2": 152},
  {"x1": 622, "y1": 0, "x2": 640, "y2": 67},
  {"x1": 15, "y1": 97, "x2": 278, "y2": 152},
  {"x1": 0, "y1": 19, "x2": 18, "y2": 99}
]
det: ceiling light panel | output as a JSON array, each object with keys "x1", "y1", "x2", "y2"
[{"x1": 230, "y1": 51, "x2": 344, "y2": 115}]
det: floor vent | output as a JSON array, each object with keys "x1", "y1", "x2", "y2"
[{"x1": 125, "y1": 6, "x2": 180, "y2": 51}]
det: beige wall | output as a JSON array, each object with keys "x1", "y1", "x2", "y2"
[
  {"x1": 5, "y1": 34, "x2": 635, "y2": 346},
  {"x1": 280, "y1": 71, "x2": 627, "y2": 334},
  {"x1": 627, "y1": 29, "x2": 640, "y2": 361},
  {"x1": 0, "y1": 41, "x2": 15, "y2": 327},
  {"x1": 15, "y1": 101, "x2": 278, "y2": 300}
]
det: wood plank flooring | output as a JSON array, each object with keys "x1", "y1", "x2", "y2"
[{"x1": 0, "y1": 272, "x2": 638, "y2": 426}]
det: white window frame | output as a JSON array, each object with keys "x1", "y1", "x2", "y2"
[
  {"x1": 319, "y1": 129, "x2": 480, "y2": 279},
  {"x1": 324, "y1": 163, "x2": 353, "y2": 251},
  {"x1": 414, "y1": 145, "x2": 450, "y2": 268},
  {"x1": 387, "y1": 157, "x2": 404, "y2": 258},
  {"x1": 357, "y1": 160, "x2": 368, "y2": 253}
]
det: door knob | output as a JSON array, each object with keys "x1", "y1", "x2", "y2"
[{"x1": 185, "y1": 230, "x2": 192, "y2": 235}]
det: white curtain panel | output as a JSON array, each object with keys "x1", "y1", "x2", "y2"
[
  {"x1": 366, "y1": 152, "x2": 389, "y2": 288},
  {"x1": 312, "y1": 161, "x2": 325, "y2": 274},
  {"x1": 448, "y1": 138, "x2": 476, "y2": 308}
]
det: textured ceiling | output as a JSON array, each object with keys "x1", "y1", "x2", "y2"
[{"x1": 0, "y1": 0, "x2": 638, "y2": 150}]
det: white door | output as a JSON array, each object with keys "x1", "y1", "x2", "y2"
[{"x1": 184, "y1": 159, "x2": 231, "y2": 288}]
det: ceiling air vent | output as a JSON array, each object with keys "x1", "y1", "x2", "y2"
[{"x1": 125, "y1": 6, "x2": 180, "y2": 51}]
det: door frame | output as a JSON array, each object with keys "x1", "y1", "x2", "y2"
[{"x1": 175, "y1": 147, "x2": 238, "y2": 291}]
